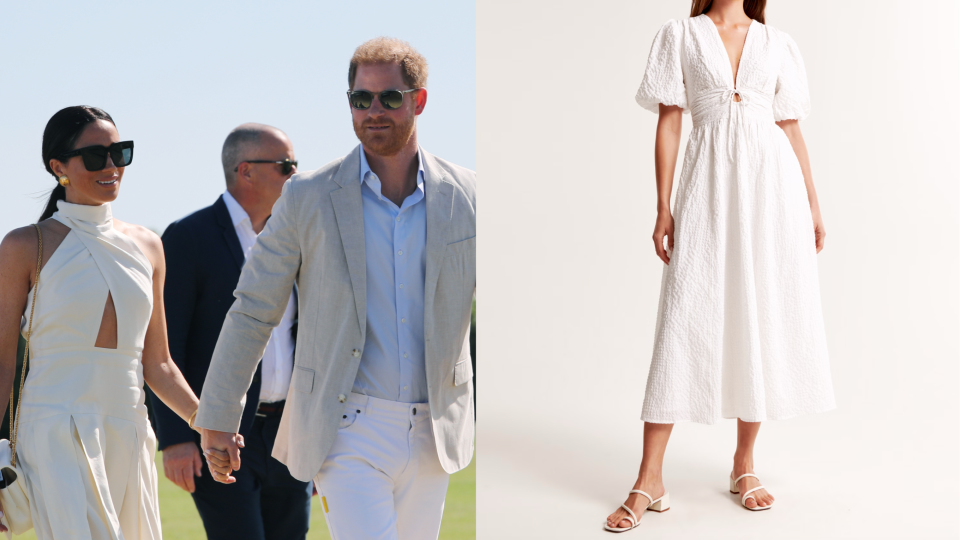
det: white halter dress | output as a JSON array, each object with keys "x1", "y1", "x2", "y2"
[{"x1": 17, "y1": 200, "x2": 161, "y2": 539}]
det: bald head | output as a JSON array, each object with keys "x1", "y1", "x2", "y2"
[{"x1": 221, "y1": 123, "x2": 290, "y2": 186}]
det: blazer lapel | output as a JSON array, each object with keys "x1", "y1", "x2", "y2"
[
  {"x1": 423, "y1": 151, "x2": 454, "y2": 308},
  {"x1": 329, "y1": 146, "x2": 367, "y2": 338},
  {"x1": 214, "y1": 195, "x2": 245, "y2": 271}
]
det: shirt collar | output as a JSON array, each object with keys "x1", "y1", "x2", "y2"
[
  {"x1": 221, "y1": 190, "x2": 251, "y2": 229},
  {"x1": 359, "y1": 145, "x2": 425, "y2": 196}
]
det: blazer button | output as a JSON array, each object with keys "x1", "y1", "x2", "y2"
[
  {"x1": 352, "y1": 349, "x2": 361, "y2": 358},
  {"x1": 338, "y1": 394, "x2": 346, "y2": 403}
]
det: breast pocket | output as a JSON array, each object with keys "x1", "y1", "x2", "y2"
[
  {"x1": 444, "y1": 236, "x2": 476, "y2": 260},
  {"x1": 293, "y1": 366, "x2": 315, "y2": 394}
]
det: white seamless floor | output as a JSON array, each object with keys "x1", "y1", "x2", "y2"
[{"x1": 478, "y1": 403, "x2": 959, "y2": 539}]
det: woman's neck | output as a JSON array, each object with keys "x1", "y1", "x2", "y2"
[{"x1": 706, "y1": 0, "x2": 749, "y2": 24}]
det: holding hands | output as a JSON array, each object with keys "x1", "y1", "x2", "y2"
[{"x1": 200, "y1": 428, "x2": 244, "y2": 484}]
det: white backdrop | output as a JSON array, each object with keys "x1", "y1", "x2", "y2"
[{"x1": 477, "y1": 1, "x2": 959, "y2": 538}]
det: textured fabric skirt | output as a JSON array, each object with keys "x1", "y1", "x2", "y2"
[{"x1": 641, "y1": 117, "x2": 835, "y2": 424}]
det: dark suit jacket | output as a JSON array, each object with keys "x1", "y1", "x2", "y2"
[{"x1": 150, "y1": 195, "x2": 277, "y2": 450}]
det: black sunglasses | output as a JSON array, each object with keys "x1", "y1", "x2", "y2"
[
  {"x1": 57, "y1": 141, "x2": 134, "y2": 171},
  {"x1": 347, "y1": 88, "x2": 421, "y2": 110},
  {"x1": 234, "y1": 159, "x2": 298, "y2": 175}
]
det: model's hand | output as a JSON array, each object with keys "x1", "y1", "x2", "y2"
[
  {"x1": 812, "y1": 208, "x2": 826, "y2": 253},
  {"x1": 162, "y1": 441, "x2": 203, "y2": 493},
  {"x1": 653, "y1": 210, "x2": 675, "y2": 264},
  {"x1": 200, "y1": 428, "x2": 244, "y2": 484}
]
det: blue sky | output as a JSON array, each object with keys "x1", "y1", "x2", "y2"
[{"x1": 0, "y1": 1, "x2": 475, "y2": 234}]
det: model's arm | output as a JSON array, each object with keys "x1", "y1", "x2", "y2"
[
  {"x1": 653, "y1": 104, "x2": 684, "y2": 264},
  {"x1": 130, "y1": 226, "x2": 201, "y2": 422},
  {"x1": 776, "y1": 119, "x2": 825, "y2": 253}
]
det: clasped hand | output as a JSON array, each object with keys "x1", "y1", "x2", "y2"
[{"x1": 200, "y1": 428, "x2": 245, "y2": 484}]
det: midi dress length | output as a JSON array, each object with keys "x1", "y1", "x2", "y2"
[
  {"x1": 636, "y1": 14, "x2": 835, "y2": 424},
  {"x1": 17, "y1": 200, "x2": 162, "y2": 539}
]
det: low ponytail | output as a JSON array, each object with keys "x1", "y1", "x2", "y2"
[
  {"x1": 38, "y1": 183, "x2": 67, "y2": 223},
  {"x1": 38, "y1": 105, "x2": 116, "y2": 223}
]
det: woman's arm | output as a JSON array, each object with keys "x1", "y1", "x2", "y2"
[
  {"x1": 0, "y1": 230, "x2": 35, "y2": 436},
  {"x1": 776, "y1": 119, "x2": 826, "y2": 253},
  {"x1": 0, "y1": 222, "x2": 68, "y2": 425},
  {"x1": 653, "y1": 104, "x2": 684, "y2": 264},
  {"x1": 127, "y1": 225, "x2": 200, "y2": 422}
]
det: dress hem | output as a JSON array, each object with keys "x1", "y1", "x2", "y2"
[{"x1": 641, "y1": 403, "x2": 837, "y2": 425}]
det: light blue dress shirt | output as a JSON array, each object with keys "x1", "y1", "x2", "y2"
[{"x1": 352, "y1": 146, "x2": 428, "y2": 403}]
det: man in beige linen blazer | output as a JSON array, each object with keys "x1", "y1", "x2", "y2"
[
  {"x1": 195, "y1": 144, "x2": 476, "y2": 473},
  {"x1": 195, "y1": 37, "x2": 475, "y2": 539}
]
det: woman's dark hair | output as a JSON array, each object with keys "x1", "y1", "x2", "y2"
[
  {"x1": 690, "y1": 0, "x2": 767, "y2": 24},
  {"x1": 38, "y1": 106, "x2": 116, "y2": 222}
]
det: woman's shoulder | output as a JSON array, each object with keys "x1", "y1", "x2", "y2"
[
  {"x1": 0, "y1": 225, "x2": 41, "y2": 259},
  {"x1": 658, "y1": 17, "x2": 690, "y2": 31},
  {"x1": 114, "y1": 220, "x2": 162, "y2": 268},
  {"x1": 0, "y1": 220, "x2": 70, "y2": 275},
  {"x1": 650, "y1": 17, "x2": 692, "y2": 43},
  {"x1": 754, "y1": 20, "x2": 798, "y2": 48}
]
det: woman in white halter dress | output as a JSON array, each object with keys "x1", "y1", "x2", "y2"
[{"x1": 0, "y1": 106, "x2": 203, "y2": 539}]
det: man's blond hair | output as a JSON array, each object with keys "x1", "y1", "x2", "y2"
[{"x1": 348, "y1": 37, "x2": 428, "y2": 90}]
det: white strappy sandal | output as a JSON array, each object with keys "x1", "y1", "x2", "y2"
[
  {"x1": 603, "y1": 489, "x2": 670, "y2": 533},
  {"x1": 729, "y1": 473, "x2": 773, "y2": 511}
]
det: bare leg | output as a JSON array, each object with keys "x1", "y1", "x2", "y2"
[
  {"x1": 606, "y1": 422, "x2": 673, "y2": 529},
  {"x1": 731, "y1": 419, "x2": 775, "y2": 508}
]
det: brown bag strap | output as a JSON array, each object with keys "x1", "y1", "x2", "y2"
[{"x1": 9, "y1": 224, "x2": 42, "y2": 466}]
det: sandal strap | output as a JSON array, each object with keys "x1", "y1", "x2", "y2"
[
  {"x1": 618, "y1": 504, "x2": 637, "y2": 526},
  {"x1": 733, "y1": 473, "x2": 758, "y2": 487},
  {"x1": 629, "y1": 489, "x2": 654, "y2": 507},
  {"x1": 741, "y1": 485, "x2": 765, "y2": 505}
]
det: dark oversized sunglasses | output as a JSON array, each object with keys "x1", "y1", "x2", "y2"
[
  {"x1": 347, "y1": 88, "x2": 421, "y2": 110},
  {"x1": 57, "y1": 141, "x2": 134, "y2": 171},
  {"x1": 234, "y1": 159, "x2": 298, "y2": 175}
]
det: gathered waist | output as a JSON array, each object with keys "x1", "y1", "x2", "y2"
[
  {"x1": 18, "y1": 347, "x2": 148, "y2": 423},
  {"x1": 689, "y1": 85, "x2": 775, "y2": 128}
]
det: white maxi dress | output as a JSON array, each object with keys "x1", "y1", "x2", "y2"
[
  {"x1": 636, "y1": 14, "x2": 835, "y2": 424},
  {"x1": 17, "y1": 200, "x2": 161, "y2": 539}
]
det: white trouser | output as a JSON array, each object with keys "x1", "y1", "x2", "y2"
[{"x1": 314, "y1": 392, "x2": 450, "y2": 540}]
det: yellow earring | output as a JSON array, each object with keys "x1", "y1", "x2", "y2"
[{"x1": 58, "y1": 175, "x2": 69, "y2": 186}]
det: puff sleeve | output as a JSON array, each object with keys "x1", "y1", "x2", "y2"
[
  {"x1": 771, "y1": 31, "x2": 811, "y2": 121},
  {"x1": 635, "y1": 19, "x2": 688, "y2": 114}
]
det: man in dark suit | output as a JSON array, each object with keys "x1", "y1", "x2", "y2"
[{"x1": 149, "y1": 123, "x2": 311, "y2": 540}]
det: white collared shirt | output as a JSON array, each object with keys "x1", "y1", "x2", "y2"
[
  {"x1": 352, "y1": 146, "x2": 428, "y2": 403},
  {"x1": 222, "y1": 190, "x2": 297, "y2": 403}
]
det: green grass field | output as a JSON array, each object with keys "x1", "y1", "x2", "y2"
[{"x1": 12, "y1": 451, "x2": 475, "y2": 539}]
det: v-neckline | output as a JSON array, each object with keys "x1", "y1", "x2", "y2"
[{"x1": 701, "y1": 13, "x2": 755, "y2": 90}]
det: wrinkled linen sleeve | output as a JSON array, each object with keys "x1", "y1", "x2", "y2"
[
  {"x1": 635, "y1": 19, "x2": 688, "y2": 114},
  {"x1": 771, "y1": 31, "x2": 811, "y2": 121}
]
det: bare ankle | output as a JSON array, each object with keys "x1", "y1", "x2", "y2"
[
  {"x1": 732, "y1": 455, "x2": 754, "y2": 472},
  {"x1": 635, "y1": 473, "x2": 663, "y2": 489}
]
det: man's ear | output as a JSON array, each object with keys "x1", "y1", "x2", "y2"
[
  {"x1": 414, "y1": 88, "x2": 428, "y2": 115},
  {"x1": 235, "y1": 161, "x2": 252, "y2": 183}
]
